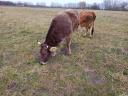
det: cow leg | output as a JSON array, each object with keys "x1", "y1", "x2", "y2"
[{"x1": 66, "y1": 35, "x2": 71, "y2": 55}]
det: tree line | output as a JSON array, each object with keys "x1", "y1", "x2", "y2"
[{"x1": 0, "y1": 0, "x2": 128, "y2": 11}]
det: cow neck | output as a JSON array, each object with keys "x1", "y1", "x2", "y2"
[
  {"x1": 44, "y1": 38, "x2": 57, "y2": 47},
  {"x1": 44, "y1": 19, "x2": 60, "y2": 47}
]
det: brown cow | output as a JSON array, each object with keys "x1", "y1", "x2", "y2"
[
  {"x1": 79, "y1": 11, "x2": 96, "y2": 38},
  {"x1": 39, "y1": 9, "x2": 79, "y2": 64}
]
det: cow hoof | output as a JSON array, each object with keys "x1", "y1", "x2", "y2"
[
  {"x1": 89, "y1": 35, "x2": 93, "y2": 38},
  {"x1": 67, "y1": 52, "x2": 71, "y2": 56},
  {"x1": 82, "y1": 34, "x2": 86, "y2": 38}
]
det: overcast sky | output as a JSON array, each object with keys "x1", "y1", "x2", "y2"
[
  {"x1": 2, "y1": 0, "x2": 104, "y2": 5},
  {"x1": 2, "y1": 0, "x2": 128, "y2": 5}
]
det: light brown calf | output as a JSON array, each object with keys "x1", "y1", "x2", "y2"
[{"x1": 79, "y1": 11, "x2": 96, "y2": 38}]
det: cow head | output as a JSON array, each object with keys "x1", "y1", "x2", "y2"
[
  {"x1": 39, "y1": 43, "x2": 51, "y2": 64},
  {"x1": 38, "y1": 42, "x2": 57, "y2": 65}
]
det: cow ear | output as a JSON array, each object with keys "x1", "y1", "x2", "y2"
[{"x1": 50, "y1": 47, "x2": 57, "y2": 52}]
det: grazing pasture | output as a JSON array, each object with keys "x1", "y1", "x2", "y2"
[{"x1": 0, "y1": 7, "x2": 128, "y2": 96}]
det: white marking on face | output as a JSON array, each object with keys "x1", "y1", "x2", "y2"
[{"x1": 46, "y1": 45, "x2": 48, "y2": 48}]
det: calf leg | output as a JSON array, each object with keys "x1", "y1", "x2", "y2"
[
  {"x1": 91, "y1": 22, "x2": 94, "y2": 36},
  {"x1": 82, "y1": 27, "x2": 88, "y2": 37},
  {"x1": 89, "y1": 26, "x2": 93, "y2": 38},
  {"x1": 91, "y1": 26, "x2": 94, "y2": 36},
  {"x1": 66, "y1": 35, "x2": 71, "y2": 55},
  {"x1": 85, "y1": 27, "x2": 88, "y2": 36},
  {"x1": 89, "y1": 22, "x2": 94, "y2": 38}
]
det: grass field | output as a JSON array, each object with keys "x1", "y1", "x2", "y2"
[{"x1": 0, "y1": 6, "x2": 128, "y2": 96}]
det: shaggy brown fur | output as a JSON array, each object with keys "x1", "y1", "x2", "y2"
[{"x1": 40, "y1": 9, "x2": 79, "y2": 64}]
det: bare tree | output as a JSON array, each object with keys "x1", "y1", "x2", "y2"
[
  {"x1": 64, "y1": 3, "x2": 78, "y2": 8},
  {"x1": 36, "y1": 2, "x2": 46, "y2": 7},
  {"x1": 103, "y1": 0, "x2": 128, "y2": 11},
  {"x1": 104, "y1": 0, "x2": 112, "y2": 10},
  {"x1": 50, "y1": 2, "x2": 62, "y2": 8},
  {"x1": 120, "y1": 2, "x2": 128, "y2": 10},
  {"x1": 78, "y1": 1, "x2": 86, "y2": 9},
  {"x1": 90, "y1": 3, "x2": 100, "y2": 10},
  {"x1": 0, "y1": 1, "x2": 15, "y2": 6}
]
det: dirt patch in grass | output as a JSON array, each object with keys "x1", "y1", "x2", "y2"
[{"x1": 84, "y1": 66, "x2": 106, "y2": 85}]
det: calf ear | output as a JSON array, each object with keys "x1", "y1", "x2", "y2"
[{"x1": 50, "y1": 47, "x2": 57, "y2": 52}]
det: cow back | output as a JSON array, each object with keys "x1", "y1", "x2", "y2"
[{"x1": 65, "y1": 9, "x2": 79, "y2": 31}]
